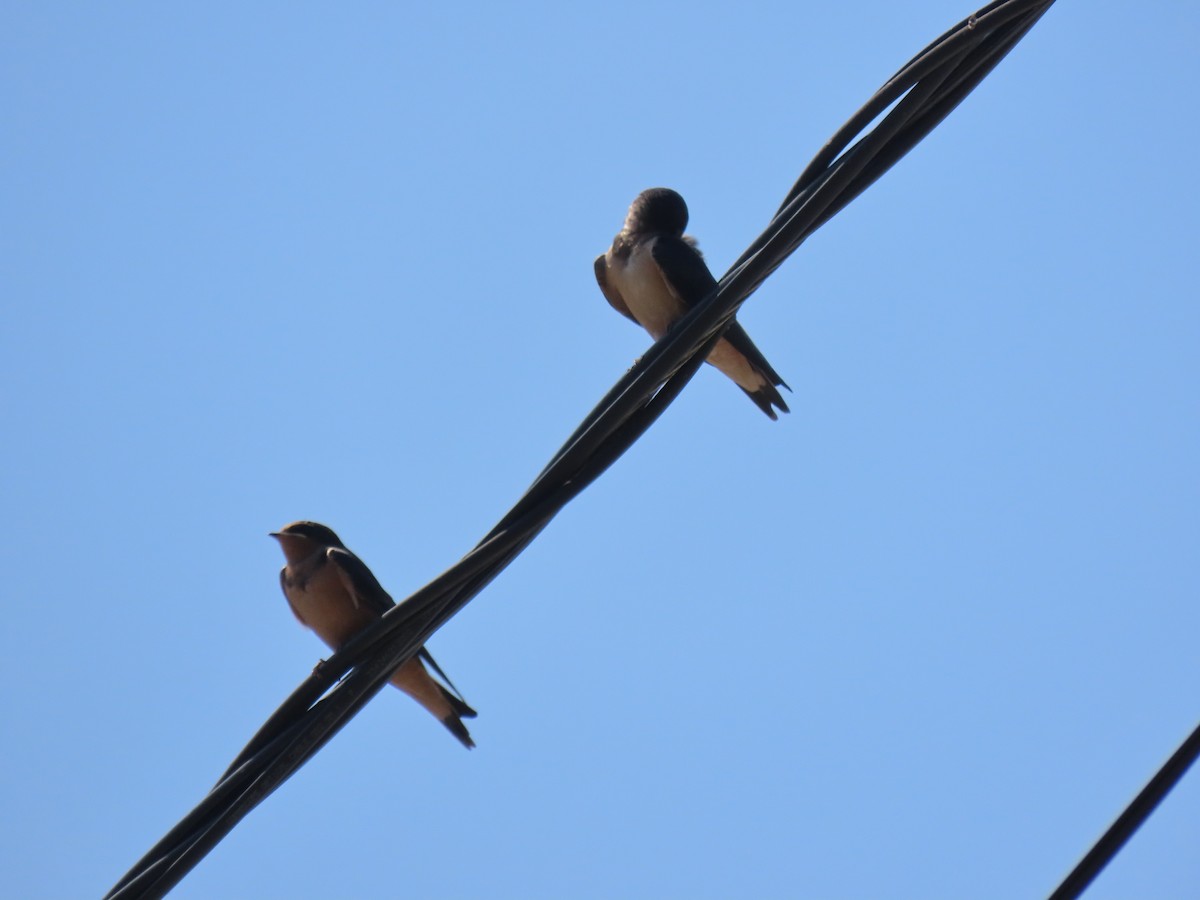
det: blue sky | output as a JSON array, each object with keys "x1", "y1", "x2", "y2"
[{"x1": 3, "y1": 2, "x2": 1198, "y2": 898}]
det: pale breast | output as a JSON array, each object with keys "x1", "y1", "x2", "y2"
[
  {"x1": 608, "y1": 238, "x2": 687, "y2": 340},
  {"x1": 285, "y1": 561, "x2": 375, "y2": 649}
]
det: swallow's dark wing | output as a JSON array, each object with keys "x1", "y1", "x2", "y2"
[
  {"x1": 594, "y1": 253, "x2": 636, "y2": 322},
  {"x1": 652, "y1": 235, "x2": 791, "y2": 418},
  {"x1": 418, "y1": 648, "x2": 478, "y2": 718},
  {"x1": 649, "y1": 234, "x2": 719, "y2": 308},
  {"x1": 327, "y1": 547, "x2": 395, "y2": 617},
  {"x1": 723, "y1": 321, "x2": 791, "y2": 393},
  {"x1": 327, "y1": 550, "x2": 474, "y2": 716}
]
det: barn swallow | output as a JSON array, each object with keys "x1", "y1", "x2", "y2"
[
  {"x1": 594, "y1": 187, "x2": 790, "y2": 419},
  {"x1": 270, "y1": 520, "x2": 477, "y2": 749}
]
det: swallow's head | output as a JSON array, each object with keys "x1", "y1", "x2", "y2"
[
  {"x1": 270, "y1": 520, "x2": 345, "y2": 562},
  {"x1": 623, "y1": 187, "x2": 689, "y2": 237}
]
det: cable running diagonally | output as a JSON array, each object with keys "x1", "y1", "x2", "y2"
[{"x1": 105, "y1": 3, "x2": 1063, "y2": 897}]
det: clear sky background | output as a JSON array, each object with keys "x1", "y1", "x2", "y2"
[{"x1": 3, "y1": 3, "x2": 1198, "y2": 898}]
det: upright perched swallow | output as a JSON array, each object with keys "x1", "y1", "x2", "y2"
[
  {"x1": 270, "y1": 520, "x2": 477, "y2": 749},
  {"x1": 594, "y1": 187, "x2": 790, "y2": 419}
]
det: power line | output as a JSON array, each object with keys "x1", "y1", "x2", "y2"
[
  {"x1": 105, "y1": 2, "x2": 1068, "y2": 897},
  {"x1": 1049, "y1": 721, "x2": 1200, "y2": 900}
]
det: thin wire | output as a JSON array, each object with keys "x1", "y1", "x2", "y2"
[
  {"x1": 105, "y1": 3, "x2": 1063, "y2": 897},
  {"x1": 1048, "y1": 721, "x2": 1200, "y2": 900}
]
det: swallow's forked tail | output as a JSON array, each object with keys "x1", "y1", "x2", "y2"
[
  {"x1": 743, "y1": 382, "x2": 790, "y2": 420},
  {"x1": 438, "y1": 689, "x2": 478, "y2": 749},
  {"x1": 420, "y1": 648, "x2": 477, "y2": 750}
]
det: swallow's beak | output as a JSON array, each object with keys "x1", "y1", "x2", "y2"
[{"x1": 268, "y1": 532, "x2": 282, "y2": 540}]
